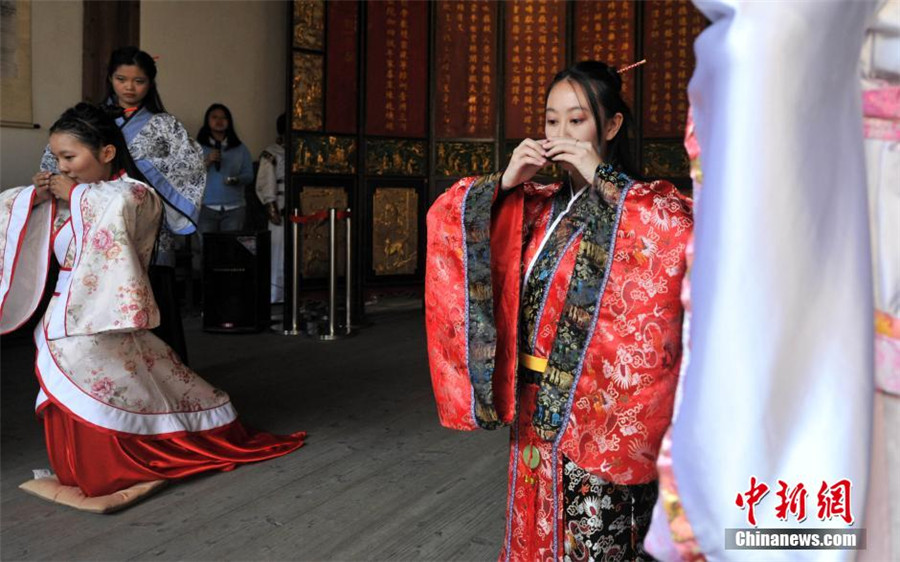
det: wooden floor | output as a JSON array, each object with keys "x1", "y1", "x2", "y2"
[{"x1": 0, "y1": 301, "x2": 509, "y2": 561}]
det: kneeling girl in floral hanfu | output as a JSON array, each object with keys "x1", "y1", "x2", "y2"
[{"x1": 0, "y1": 103, "x2": 304, "y2": 504}]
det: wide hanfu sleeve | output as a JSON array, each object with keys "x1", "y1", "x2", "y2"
[
  {"x1": 0, "y1": 186, "x2": 54, "y2": 334},
  {"x1": 133, "y1": 114, "x2": 206, "y2": 235},
  {"x1": 45, "y1": 180, "x2": 163, "y2": 339},
  {"x1": 425, "y1": 172, "x2": 524, "y2": 431}
]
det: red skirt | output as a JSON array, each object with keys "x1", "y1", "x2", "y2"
[{"x1": 41, "y1": 402, "x2": 305, "y2": 497}]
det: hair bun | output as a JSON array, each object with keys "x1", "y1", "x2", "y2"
[
  {"x1": 574, "y1": 60, "x2": 623, "y2": 93},
  {"x1": 101, "y1": 102, "x2": 125, "y2": 120},
  {"x1": 603, "y1": 64, "x2": 623, "y2": 93},
  {"x1": 71, "y1": 102, "x2": 107, "y2": 121}
]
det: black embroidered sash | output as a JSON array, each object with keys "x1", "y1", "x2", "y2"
[{"x1": 528, "y1": 165, "x2": 631, "y2": 441}]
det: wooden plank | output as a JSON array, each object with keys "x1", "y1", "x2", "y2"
[
  {"x1": 144, "y1": 430, "x2": 507, "y2": 560},
  {"x1": 0, "y1": 309, "x2": 512, "y2": 561},
  {"x1": 81, "y1": 1, "x2": 140, "y2": 104}
]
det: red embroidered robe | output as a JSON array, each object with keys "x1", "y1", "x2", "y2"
[{"x1": 425, "y1": 165, "x2": 692, "y2": 561}]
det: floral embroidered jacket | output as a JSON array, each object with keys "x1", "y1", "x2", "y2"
[
  {"x1": 1, "y1": 178, "x2": 161, "y2": 336},
  {"x1": 425, "y1": 165, "x2": 692, "y2": 560},
  {"x1": 0, "y1": 177, "x2": 236, "y2": 436}
]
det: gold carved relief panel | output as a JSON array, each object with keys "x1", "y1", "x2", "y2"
[
  {"x1": 299, "y1": 187, "x2": 348, "y2": 278},
  {"x1": 372, "y1": 188, "x2": 418, "y2": 276},
  {"x1": 293, "y1": 0, "x2": 324, "y2": 50},
  {"x1": 293, "y1": 52, "x2": 323, "y2": 131}
]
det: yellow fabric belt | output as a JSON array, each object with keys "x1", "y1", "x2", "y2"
[{"x1": 519, "y1": 352, "x2": 548, "y2": 373}]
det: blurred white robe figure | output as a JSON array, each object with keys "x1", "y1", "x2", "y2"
[
  {"x1": 646, "y1": 2, "x2": 879, "y2": 560},
  {"x1": 255, "y1": 142, "x2": 285, "y2": 303}
]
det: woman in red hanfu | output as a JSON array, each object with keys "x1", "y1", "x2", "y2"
[
  {"x1": 0, "y1": 103, "x2": 304, "y2": 508},
  {"x1": 425, "y1": 61, "x2": 693, "y2": 561}
]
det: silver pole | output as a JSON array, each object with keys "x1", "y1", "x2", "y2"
[
  {"x1": 284, "y1": 209, "x2": 303, "y2": 335},
  {"x1": 320, "y1": 208, "x2": 339, "y2": 340},
  {"x1": 345, "y1": 208, "x2": 352, "y2": 335}
]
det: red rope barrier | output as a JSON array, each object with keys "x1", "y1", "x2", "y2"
[{"x1": 289, "y1": 210, "x2": 352, "y2": 224}]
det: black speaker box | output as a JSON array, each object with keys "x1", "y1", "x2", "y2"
[{"x1": 202, "y1": 231, "x2": 271, "y2": 333}]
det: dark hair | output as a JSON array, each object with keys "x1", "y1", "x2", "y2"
[
  {"x1": 197, "y1": 103, "x2": 243, "y2": 149},
  {"x1": 104, "y1": 46, "x2": 167, "y2": 114},
  {"x1": 276, "y1": 113, "x2": 286, "y2": 136},
  {"x1": 546, "y1": 60, "x2": 640, "y2": 179},
  {"x1": 50, "y1": 102, "x2": 149, "y2": 184}
]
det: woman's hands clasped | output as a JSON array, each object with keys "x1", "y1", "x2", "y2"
[
  {"x1": 32, "y1": 171, "x2": 52, "y2": 205},
  {"x1": 31, "y1": 171, "x2": 77, "y2": 205},
  {"x1": 48, "y1": 174, "x2": 77, "y2": 201},
  {"x1": 501, "y1": 139, "x2": 549, "y2": 191},
  {"x1": 501, "y1": 138, "x2": 602, "y2": 191},
  {"x1": 542, "y1": 138, "x2": 602, "y2": 188}
]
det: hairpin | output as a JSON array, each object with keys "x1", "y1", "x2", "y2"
[{"x1": 617, "y1": 59, "x2": 646, "y2": 74}]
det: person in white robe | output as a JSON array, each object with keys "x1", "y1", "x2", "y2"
[{"x1": 255, "y1": 113, "x2": 286, "y2": 304}]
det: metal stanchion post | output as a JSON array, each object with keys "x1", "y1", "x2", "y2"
[
  {"x1": 320, "y1": 208, "x2": 340, "y2": 340},
  {"x1": 345, "y1": 208, "x2": 352, "y2": 335},
  {"x1": 284, "y1": 209, "x2": 303, "y2": 335}
]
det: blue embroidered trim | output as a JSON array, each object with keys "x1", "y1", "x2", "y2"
[
  {"x1": 504, "y1": 421, "x2": 520, "y2": 562},
  {"x1": 551, "y1": 439, "x2": 561, "y2": 558},
  {"x1": 117, "y1": 106, "x2": 153, "y2": 145},
  {"x1": 136, "y1": 160, "x2": 200, "y2": 230},
  {"x1": 552, "y1": 179, "x2": 634, "y2": 448},
  {"x1": 460, "y1": 178, "x2": 477, "y2": 429}
]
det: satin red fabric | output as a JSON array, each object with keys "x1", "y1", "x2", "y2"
[{"x1": 41, "y1": 402, "x2": 305, "y2": 497}]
